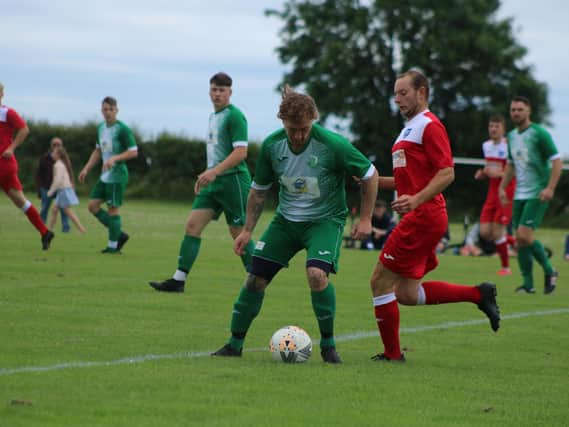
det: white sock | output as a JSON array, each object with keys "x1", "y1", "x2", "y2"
[{"x1": 173, "y1": 269, "x2": 187, "y2": 282}]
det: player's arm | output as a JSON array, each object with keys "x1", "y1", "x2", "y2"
[
  {"x1": 2, "y1": 125, "x2": 29, "y2": 158},
  {"x1": 378, "y1": 176, "x2": 395, "y2": 190},
  {"x1": 195, "y1": 146, "x2": 247, "y2": 194},
  {"x1": 540, "y1": 157, "x2": 562, "y2": 201},
  {"x1": 498, "y1": 163, "x2": 515, "y2": 205},
  {"x1": 78, "y1": 148, "x2": 102, "y2": 183},
  {"x1": 103, "y1": 147, "x2": 138, "y2": 171},
  {"x1": 391, "y1": 167, "x2": 454, "y2": 214},
  {"x1": 234, "y1": 187, "x2": 267, "y2": 256},
  {"x1": 352, "y1": 167, "x2": 379, "y2": 240}
]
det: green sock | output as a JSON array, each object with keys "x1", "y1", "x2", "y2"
[
  {"x1": 229, "y1": 287, "x2": 265, "y2": 350},
  {"x1": 108, "y1": 215, "x2": 121, "y2": 243},
  {"x1": 178, "y1": 235, "x2": 201, "y2": 272},
  {"x1": 94, "y1": 209, "x2": 110, "y2": 228},
  {"x1": 311, "y1": 283, "x2": 336, "y2": 349},
  {"x1": 531, "y1": 240, "x2": 554, "y2": 275},
  {"x1": 240, "y1": 240, "x2": 255, "y2": 272},
  {"x1": 518, "y1": 246, "x2": 534, "y2": 289}
]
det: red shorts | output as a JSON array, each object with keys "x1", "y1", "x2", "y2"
[
  {"x1": 379, "y1": 206, "x2": 447, "y2": 279},
  {"x1": 480, "y1": 197, "x2": 512, "y2": 225},
  {"x1": 0, "y1": 169, "x2": 23, "y2": 193}
]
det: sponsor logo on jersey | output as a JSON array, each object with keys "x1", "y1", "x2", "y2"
[
  {"x1": 293, "y1": 178, "x2": 307, "y2": 192},
  {"x1": 255, "y1": 241, "x2": 266, "y2": 250},
  {"x1": 383, "y1": 253, "x2": 395, "y2": 261},
  {"x1": 277, "y1": 155, "x2": 288, "y2": 162},
  {"x1": 392, "y1": 149, "x2": 406, "y2": 169},
  {"x1": 318, "y1": 250, "x2": 331, "y2": 255}
]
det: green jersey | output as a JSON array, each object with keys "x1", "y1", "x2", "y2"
[
  {"x1": 207, "y1": 104, "x2": 249, "y2": 176},
  {"x1": 507, "y1": 123, "x2": 560, "y2": 200},
  {"x1": 253, "y1": 123, "x2": 374, "y2": 222},
  {"x1": 96, "y1": 120, "x2": 137, "y2": 184}
]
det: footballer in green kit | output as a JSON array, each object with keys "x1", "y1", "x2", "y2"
[
  {"x1": 499, "y1": 96, "x2": 562, "y2": 294},
  {"x1": 212, "y1": 86, "x2": 379, "y2": 363},
  {"x1": 78, "y1": 96, "x2": 138, "y2": 254},
  {"x1": 149, "y1": 72, "x2": 254, "y2": 293}
]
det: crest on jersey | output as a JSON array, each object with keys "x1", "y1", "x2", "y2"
[
  {"x1": 403, "y1": 128, "x2": 412, "y2": 138},
  {"x1": 308, "y1": 155, "x2": 319, "y2": 168}
]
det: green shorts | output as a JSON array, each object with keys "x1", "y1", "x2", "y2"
[
  {"x1": 90, "y1": 180, "x2": 126, "y2": 207},
  {"x1": 192, "y1": 172, "x2": 251, "y2": 226},
  {"x1": 253, "y1": 213, "x2": 345, "y2": 273},
  {"x1": 512, "y1": 199, "x2": 549, "y2": 230}
]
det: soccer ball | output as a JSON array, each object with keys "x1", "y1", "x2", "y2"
[{"x1": 269, "y1": 325, "x2": 312, "y2": 363}]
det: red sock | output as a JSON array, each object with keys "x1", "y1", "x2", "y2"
[
  {"x1": 495, "y1": 241, "x2": 509, "y2": 268},
  {"x1": 373, "y1": 299, "x2": 401, "y2": 359},
  {"x1": 24, "y1": 204, "x2": 48, "y2": 235},
  {"x1": 422, "y1": 281, "x2": 481, "y2": 304}
]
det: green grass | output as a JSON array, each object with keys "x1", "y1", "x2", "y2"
[{"x1": 1, "y1": 198, "x2": 568, "y2": 427}]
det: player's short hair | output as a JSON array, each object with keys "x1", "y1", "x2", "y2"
[
  {"x1": 0, "y1": 82, "x2": 4, "y2": 92},
  {"x1": 397, "y1": 69, "x2": 430, "y2": 100},
  {"x1": 511, "y1": 95, "x2": 531, "y2": 107},
  {"x1": 210, "y1": 72, "x2": 233, "y2": 87},
  {"x1": 277, "y1": 85, "x2": 319, "y2": 122},
  {"x1": 489, "y1": 114, "x2": 506, "y2": 125},
  {"x1": 102, "y1": 96, "x2": 118, "y2": 107}
]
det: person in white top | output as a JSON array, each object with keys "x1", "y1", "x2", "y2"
[{"x1": 47, "y1": 147, "x2": 85, "y2": 233}]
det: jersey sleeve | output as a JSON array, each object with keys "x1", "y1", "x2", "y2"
[
  {"x1": 423, "y1": 121, "x2": 454, "y2": 169},
  {"x1": 251, "y1": 140, "x2": 274, "y2": 188},
  {"x1": 120, "y1": 123, "x2": 138, "y2": 152},
  {"x1": 336, "y1": 139, "x2": 373, "y2": 179},
  {"x1": 537, "y1": 126, "x2": 559, "y2": 160},
  {"x1": 228, "y1": 109, "x2": 248, "y2": 148},
  {"x1": 7, "y1": 108, "x2": 26, "y2": 129}
]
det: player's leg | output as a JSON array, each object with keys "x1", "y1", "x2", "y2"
[
  {"x1": 5, "y1": 180, "x2": 53, "y2": 249},
  {"x1": 212, "y1": 215, "x2": 296, "y2": 357},
  {"x1": 304, "y1": 219, "x2": 344, "y2": 363},
  {"x1": 223, "y1": 173, "x2": 255, "y2": 272},
  {"x1": 518, "y1": 199, "x2": 557, "y2": 293},
  {"x1": 102, "y1": 183, "x2": 128, "y2": 254},
  {"x1": 492, "y1": 222, "x2": 511, "y2": 275}
]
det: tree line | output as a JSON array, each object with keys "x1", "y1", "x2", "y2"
[{"x1": 14, "y1": 119, "x2": 568, "y2": 227}]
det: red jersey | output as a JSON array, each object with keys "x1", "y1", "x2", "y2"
[
  {"x1": 392, "y1": 110, "x2": 454, "y2": 210},
  {"x1": 0, "y1": 105, "x2": 26, "y2": 172},
  {"x1": 481, "y1": 139, "x2": 515, "y2": 198}
]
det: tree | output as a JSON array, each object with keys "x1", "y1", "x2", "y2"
[{"x1": 267, "y1": 0, "x2": 549, "y2": 177}]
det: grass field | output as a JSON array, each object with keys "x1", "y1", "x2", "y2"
[{"x1": 1, "y1": 198, "x2": 568, "y2": 427}]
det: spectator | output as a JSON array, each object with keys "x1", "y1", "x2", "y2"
[
  {"x1": 36, "y1": 137, "x2": 71, "y2": 232},
  {"x1": 359, "y1": 199, "x2": 396, "y2": 250}
]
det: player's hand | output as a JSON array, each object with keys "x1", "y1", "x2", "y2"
[
  {"x1": 539, "y1": 187, "x2": 554, "y2": 202},
  {"x1": 498, "y1": 187, "x2": 509, "y2": 206},
  {"x1": 391, "y1": 194, "x2": 419, "y2": 214},
  {"x1": 233, "y1": 231, "x2": 252, "y2": 256},
  {"x1": 351, "y1": 218, "x2": 372, "y2": 241},
  {"x1": 103, "y1": 156, "x2": 116, "y2": 171},
  {"x1": 194, "y1": 169, "x2": 217, "y2": 195},
  {"x1": 1, "y1": 146, "x2": 14, "y2": 158},
  {"x1": 78, "y1": 169, "x2": 87, "y2": 184}
]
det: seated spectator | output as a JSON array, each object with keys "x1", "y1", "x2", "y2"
[
  {"x1": 564, "y1": 234, "x2": 569, "y2": 261},
  {"x1": 359, "y1": 199, "x2": 396, "y2": 250}
]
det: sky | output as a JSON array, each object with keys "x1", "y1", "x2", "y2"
[{"x1": 2, "y1": 0, "x2": 568, "y2": 157}]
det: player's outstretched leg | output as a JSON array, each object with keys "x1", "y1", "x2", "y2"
[
  {"x1": 476, "y1": 282, "x2": 500, "y2": 332},
  {"x1": 148, "y1": 278, "x2": 185, "y2": 293}
]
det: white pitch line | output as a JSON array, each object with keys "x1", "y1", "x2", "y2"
[{"x1": 1, "y1": 308, "x2": 568, "y2": 376}]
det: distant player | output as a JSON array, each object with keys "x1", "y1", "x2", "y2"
[
  {"x1": 78, "y1": 96, "x2": 138, "y2": 253},
  {"x1": 211, "y1": 86, "x2": 378, "y2": 363},
  {"x1": 149, "y1": 72, "x2": 254, "y2": 293},
  {"x1": 0, "y1": 82, "x2": 54, "y2": 249},
  {"x1": 369, "y1": 70, "x2": 500, "y2": 362},
  {"x1": 474, "y1": 114, "x2": 515, "y2": 275},
  {"x1": 499, "y1": 96, "x2": 561, "y2": 294}
]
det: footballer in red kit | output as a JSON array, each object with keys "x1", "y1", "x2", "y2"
[
  {"x1": 368, "y1": 70, "x2": 500, "y2": 363},
  {"x1": 0, "y1": 82, "x2": 54, "y2": 250},
  {"x1": 475, "y1": 115, "x2": 516, "y2": 275}
]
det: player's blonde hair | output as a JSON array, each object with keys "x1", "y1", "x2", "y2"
[{"x1": 277, "y1": 85, "x2": 319, "y2": 122}]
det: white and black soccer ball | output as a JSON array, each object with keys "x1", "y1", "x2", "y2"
[{"x1": 269, "y1": 325, "x2": 312, "y2": 363}]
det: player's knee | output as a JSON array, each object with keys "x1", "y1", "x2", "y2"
[
  {"x1": 244, "y1": 273, "x2": 268, "y2": 293},
  {"x1": 394, "y1": 287, "x2": 417, "y2": 305},
  {"x1": 87, "y1": 200, "x2": 99, "y2": 214},
  {"x1": 306, "y1": 267, "x2": 328, "y2": 291}
]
